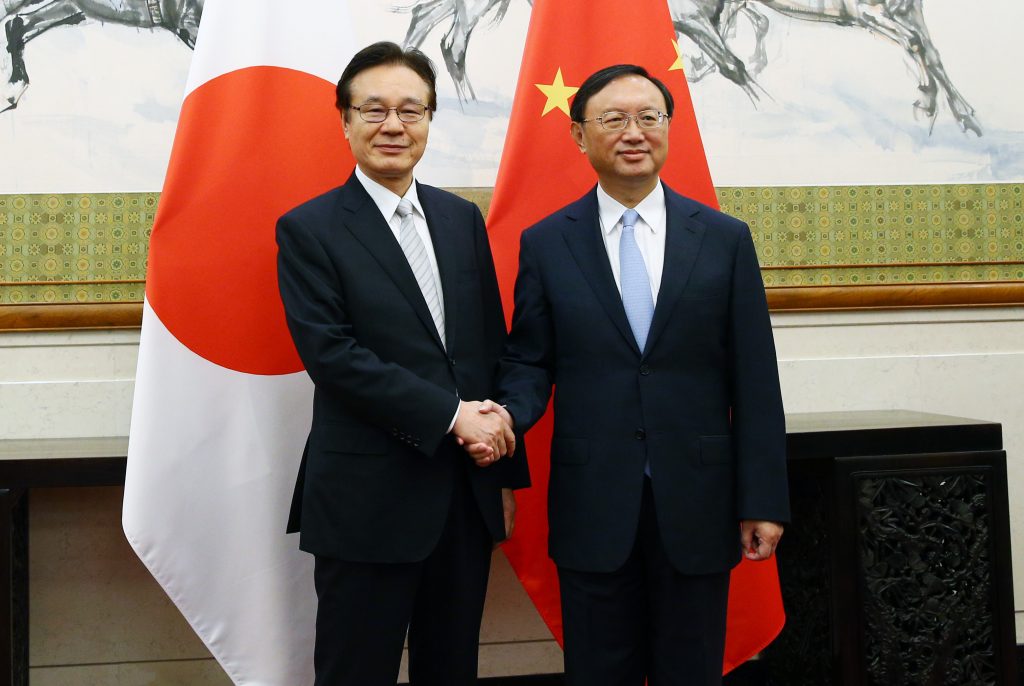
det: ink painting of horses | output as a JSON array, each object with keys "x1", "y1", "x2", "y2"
[{"x1": 1, "y1": 0, "x2": 1021, "y2": 193}]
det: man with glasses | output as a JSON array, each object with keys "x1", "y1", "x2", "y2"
[
  {"x1": 276, "y1": 41, "x2": 527, "y2": 686},
  {"x1": 490, "y1": 64, "x2": 790, "y2": 686}
]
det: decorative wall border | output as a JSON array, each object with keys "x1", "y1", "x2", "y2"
[
  {"x1": 6, "y1": 282, "x2": 1024, "y2": 332},
  {"x1": 1, "y1": 184, "x2": 1021, "y2": 330}
]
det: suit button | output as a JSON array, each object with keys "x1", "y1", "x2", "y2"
[
  {"x1": 635, "y1": 429, "x2": 646, "y2": 440},
  {"x1": 639, "y1": 364, "x2": 651, "y2": 376},
  {"x1": 449, "y1": 356, "x2": 456, "y2": 366}
]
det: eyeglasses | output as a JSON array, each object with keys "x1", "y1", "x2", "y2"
[
  {"x1": 350, "y1": 103, "x2": 431, "y2": 124},
  {"x1": 580, "y1": 109, "x2": 669, "y2": 131}
]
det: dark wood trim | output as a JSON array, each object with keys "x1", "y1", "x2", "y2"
[
  {"x1": 0, "y1": 282, "x2": 1022, "y2": 332},
  {"x1": 763, "y1": 260, "x2": 1024, "y2": 271},
  {"x1": 766, "y1": 282, "x2": 1024, "y2": 311},
  {"x1": 0, "y1": 488, "x2": 27, "y2": 686},
  {"x1": 478, "y1": 677, "x2": 563, "y2": 685},
  {"x1": 0, "y1": 303, "x2": 142, "y2": 331},
  {"x1": 0, "y1": 458, "x2": 127, "y2": 489},
  {"x1": 0, "y1": 279, "x2": 145, "y2": 287},
  {"x1": 785, "y1": 410, "x2": 1003, "y2": 461}
]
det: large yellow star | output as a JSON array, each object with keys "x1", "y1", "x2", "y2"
[
  {"x1": 669, "y1": 39, "x2": 684, "y2": 72},
  {"x1": 535, "y1": 68, "x2": 578, "y2": 117}
]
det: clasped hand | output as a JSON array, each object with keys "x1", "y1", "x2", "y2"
[{"x1": 453, "y1": 400, "x2": 515, "y2": 467}]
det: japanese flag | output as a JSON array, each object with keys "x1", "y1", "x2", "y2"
[{"x1": 123, "y1": 2, "x2": 356, "y2": 683}]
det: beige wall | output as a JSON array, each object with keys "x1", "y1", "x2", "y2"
[
  {"x1": 28, "y1": 487, "x2": 559, "y2": 683},
  {"x1": 4, "y1": 305, "x2": 1024, "y2": 681}
]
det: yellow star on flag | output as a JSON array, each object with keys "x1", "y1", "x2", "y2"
[
  {"x1": 669, "y1": 39, "x2": 684, "y2": 72},
  {"x1": 535, "y1": 68, "x2": 578, "y2": 117}
]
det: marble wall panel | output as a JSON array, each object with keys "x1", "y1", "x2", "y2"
[
  {"x1": 29, "y1": 659, "x2": 231, "y2": 686},
  {"x1": 7, "y1": 308, "x2": 1024, "y2": 662}
]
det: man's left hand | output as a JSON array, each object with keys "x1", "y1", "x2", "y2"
[
  {"x1": 740, "y1": 520, "x2": 784, "y2": 561},
  {"x1": 501, "y1": 488, "x2": 516, "y2": 541}
]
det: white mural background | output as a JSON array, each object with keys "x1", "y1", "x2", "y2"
[{"x1": 0, "y1": 0, "x2": 1021, "y2": 194}]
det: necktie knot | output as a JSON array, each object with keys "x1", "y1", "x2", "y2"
[
  {"x1": 621, "y1": 208, "x2": 640, "y2": 232},
  {"x1": 396, "y1": 198, "x2": 413, "y2": 220}
]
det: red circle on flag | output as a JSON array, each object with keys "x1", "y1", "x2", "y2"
[{"x1": 147, "y1": 67, "x2": 352, "y2": 375}]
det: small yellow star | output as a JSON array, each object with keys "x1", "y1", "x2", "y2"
[
  {"x1": 535, "y1": 68, "x2": 579, "y2": 117},
  {"x1": 669, "y1": 39, "x2": 684, "y2": 72}
]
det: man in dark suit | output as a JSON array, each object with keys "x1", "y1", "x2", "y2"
[
  {"x1": 486, "y1": 64, "x2": 790, "y2": 686},
  {"x1": 276, "y1": 42, "x2": 527, "y2": 686}
]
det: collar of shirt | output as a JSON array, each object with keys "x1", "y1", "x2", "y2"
[
  {"x1": 355, "y1": 166, "x2": 425, "y2": 223},
  {"x1": 596, "y1": 181, "x2": 666, "y2": 236}
]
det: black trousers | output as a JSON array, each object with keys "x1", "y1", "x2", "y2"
[
  {"x1": 312, "y1": 467, "x2": 492, "y2": 686},
  {"x1": 558, "y1": 478, "x2": 731, "y2": 686}
]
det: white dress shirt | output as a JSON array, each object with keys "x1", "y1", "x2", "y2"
[
  {"x1": 355, "y1": 167, "x2": 459, "y2": 432},
  {"x1": 356, "y1": 166, "x2": 446, "y2": 319},
  {"x1": 596, "y1": 181, "x2": 667, "y2": 304}
]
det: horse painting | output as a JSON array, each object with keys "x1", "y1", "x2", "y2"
[
  {"x1": 670, "y1": 0, "x2": 981, "y2": 135},
  {"x1": 1, "y1": 0, "x2": 982, "y2": 136},
  {"x1": 395, "y1": 0, "x2": 531, "y2": 102},
  {"x1": 1, "y1": 0, "x2": 202, "y2": 112},
  {"x1": 398, "y1": 0, "x2": 981, "y2": 135}
]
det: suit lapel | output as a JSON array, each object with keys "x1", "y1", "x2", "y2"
[
  {"x1": 644, "y1": 186, "x2": 706, "y2": 355},
  {"x1": 337, "y1": 176, "x2": 446, "y2": 351},
  {"x1": 418, "y1": 183, "x2": 458, "y2": 350},
  {"x1": 561, "y1": 190, "x2": 641, "y2": 355}
]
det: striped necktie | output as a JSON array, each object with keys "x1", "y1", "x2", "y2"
[{"x1": 396, "y1": 199, "x2": 445, "y2": 346}]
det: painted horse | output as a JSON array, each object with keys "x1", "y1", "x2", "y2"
[
  {"x1": 1, "y1": 0, "x2": 202, "y2": 111},
  {"x1": 671, "y1": 0, "x2": 981, "y2": 135},
  {"x1": 395, "y1": 0, "x2": 530, "y2": 102},
  {"x1": 399, "y1": 0, "x2": 980, "y2": 135}
]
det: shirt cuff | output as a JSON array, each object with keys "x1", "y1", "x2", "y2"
[{"x1": 446, "y1": 400, "x2": 460, "y2": 434}]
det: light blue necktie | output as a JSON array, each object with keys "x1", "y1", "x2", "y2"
[{"x1": 619, "y1": 208, "x2": 654, "y2": 352}]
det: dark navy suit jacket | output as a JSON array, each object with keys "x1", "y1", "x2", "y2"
[
  {"x1": 277, "y1": 173, "x2": 528, "y2": 563},
  {"x1": 498, "y1": 183, "x2": 788, "y2": 574}
]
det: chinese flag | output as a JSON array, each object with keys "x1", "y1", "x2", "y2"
[{"x1": 490, "y1": 0, "x2": 785, "y2": 673}]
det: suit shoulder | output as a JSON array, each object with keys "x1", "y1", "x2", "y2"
[
  {"x1": 279, "y1": 185, "x2": 344, "y2": 224},
  {"x1": 521, "y1": 191, "x2": 593, "y2": 243},
  {"x1": 417, "y1": 183, "x2": 478, "y2": 213},
  {"x1": 666, "y1": 186, "x2": 747, "y2": 233}
]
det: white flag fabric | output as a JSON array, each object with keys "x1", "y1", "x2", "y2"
[{"x1": 123, "y1": 2, "x2": 357, "y2": 683}]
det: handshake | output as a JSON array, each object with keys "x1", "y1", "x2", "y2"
[{"x1": 453, "y1": 399, "x2": 515, "y2": 467}]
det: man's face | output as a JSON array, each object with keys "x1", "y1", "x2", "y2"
[
  {"x1": 571, "y1": 75, "x2": 670, "y2": 190},
  {"x1": 344, "y1": 64, "x2": 431, "y2": 192}
]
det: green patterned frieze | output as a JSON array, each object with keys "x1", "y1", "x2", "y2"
[
  {"x1": 1, "y1": 184, "x2": 1022, "y2": 302},
  {"x1": 0, "y1": 193, "x2": 154, "y2": 304},
  {"x1": 717, "y1": 184, "x2": 1024, "y2": 287}
]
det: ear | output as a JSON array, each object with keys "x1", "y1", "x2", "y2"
[{"x1": 570, "y1": 122, "x2": 585, "y2": 153}]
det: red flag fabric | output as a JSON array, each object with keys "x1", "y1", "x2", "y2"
[{"x1": 489, "y1": 0, "x2": 785, "y2": 673}]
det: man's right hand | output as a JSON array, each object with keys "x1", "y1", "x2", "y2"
[{"x1": 453, "y1": 400, "x2": 515, "y2": 466}]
